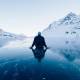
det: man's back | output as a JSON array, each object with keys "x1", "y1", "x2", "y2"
[
  {"x1": 35, "y1": 36, "x2": 44, "y2": 47},
  {"x1": 31, "y1": 32, "x2": 47, "y2": 49},
  {"x1": 32, "y1": 35, "x2": 47, "y2": 49}
]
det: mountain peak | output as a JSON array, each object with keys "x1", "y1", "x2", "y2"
[
  {"x1": 67, "y1": 12, "x2": 77, "y2": 17},
  {"x1": 43, "y1": 12, "x2": 80, "y2": 37},
  {"x1": 44, "y1": 12, "x2": 80, "y2": 32},
  {"x1": 64, "y1": 12, "x2": 77, "y2": 21},
  {"x1": 58, "y1": 12, "x2": 80, "y2": 25}
]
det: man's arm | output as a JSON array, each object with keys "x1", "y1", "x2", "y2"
[
  {"x1": 30, "y1": 37, "x2": 36, "y2": 49},
  {"x1": 43, "y1": 38, "x2": 47, "y2": 48},
  {"x1": 32, "y1": 40, "x2": 35, "y2": 47}
]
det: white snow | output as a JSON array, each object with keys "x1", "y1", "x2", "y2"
[
  {"x1": 0, "y1": 29, "x2": 27, "y2": 47},
  {"x1": 3, "y1": 37, "x2": 33, "y2": 48},
  {"x1": 43, "y1": 12, "x2": 80, "y2": 47},
  {"x1": 42, "y1": 12, "x2": 80, "y2": 62}
]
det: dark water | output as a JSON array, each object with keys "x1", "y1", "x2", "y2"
[{"x1": 0, "y1": 48, "x2": 80, "y2": 80}]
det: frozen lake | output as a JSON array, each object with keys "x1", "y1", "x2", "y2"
[{"x1": 0, "y1": 47, "x2": 80, "y2": 80}]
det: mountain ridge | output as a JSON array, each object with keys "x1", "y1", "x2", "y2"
[{"x1": 43, "y1": 12, "x2": 80, "y2": 37}]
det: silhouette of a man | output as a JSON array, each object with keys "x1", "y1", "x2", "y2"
[{"x1": 30, "y1": 32, "x2": 48, "y2": 49}]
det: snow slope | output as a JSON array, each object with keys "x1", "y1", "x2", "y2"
[
  {"x1": 0, "y1": 29, "x2": 27, "y2": 47},
  {"x1": 43, "y1": 12, "x2": 80, "y2": 59},
  {"x1": 43, "y1": 12, "x2": 80, "y2": 37}
]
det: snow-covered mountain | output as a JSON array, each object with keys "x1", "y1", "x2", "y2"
[
  {"x1": 0, "y1": 29, "x2": 27, "y2": 47},
  {"x1": 43, "y1": 12, "x2": 80, "y2": 37},
  {"x1": 43, "y1": 12, "x2": 80, "y2": 56}
]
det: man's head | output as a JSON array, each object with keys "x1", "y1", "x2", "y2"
[{"x1": 38, "y1": 32, "x2": 41, "y2": 36}]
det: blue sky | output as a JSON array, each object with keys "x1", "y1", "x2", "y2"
[{"x1": 0, "y1": 0, "x2": 80, "y2": 36}]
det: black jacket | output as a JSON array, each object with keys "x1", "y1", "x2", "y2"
[{"x1": 32, "y1": 35, "x2": 47, "y2": 49}]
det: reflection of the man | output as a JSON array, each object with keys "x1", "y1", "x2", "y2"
[{"x1": 32, "y1": 48, "x2": 47, "y2": 62}]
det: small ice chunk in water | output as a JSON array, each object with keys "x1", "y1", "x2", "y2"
[{"x1": 42, "y1": 77, "x2": 46, "y2": 80}]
